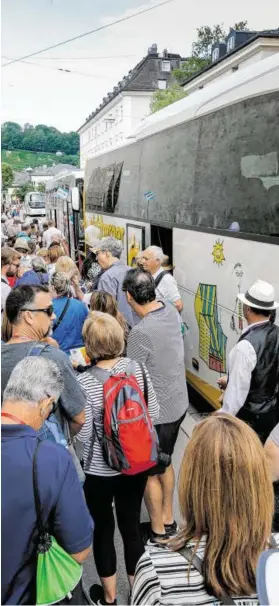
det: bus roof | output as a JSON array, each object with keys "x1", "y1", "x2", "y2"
[
  {"x1": 45, "y1": 169, "x2": 84, "y2": 191},
  {"x1": 131, "y1": 53, "x2": 279, "y2": 141}
]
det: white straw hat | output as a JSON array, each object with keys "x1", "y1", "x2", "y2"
[{"x1": 237, "y1": 280, "x2": 279, "y2": 311}]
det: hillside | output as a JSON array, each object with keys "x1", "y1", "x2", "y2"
[{"x1": 1, "y1": 149, "x2": 79, "y2": 171}]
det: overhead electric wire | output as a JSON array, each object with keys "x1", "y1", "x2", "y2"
[
  {"x1": 1, "y1": 55, "x2": 116, "y2": 80},
  {"x1": 1, "y1": 54, "x2": 138, "y2": 61},
  {"x1": 2, "y1": 0, "x2": 176, "y2": 67}
]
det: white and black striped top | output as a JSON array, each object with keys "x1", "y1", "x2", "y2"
[
  {"x1": 132, "y1": 534, "x2": 279, "y2": 605},
  {"x1": 76, "y1": 358, "x2": 159, "y2": 477}
]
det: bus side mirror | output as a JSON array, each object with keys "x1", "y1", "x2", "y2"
[{"x1": 71, "y1": 187, "x2": 80, "y2": 211}]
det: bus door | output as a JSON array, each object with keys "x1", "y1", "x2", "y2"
[
  {"x1": 67, "y1": 197, "x2": 76, "y2": 261},
  {"x1": 151, "y1": 224, "x2": 173, "y2": 268}
]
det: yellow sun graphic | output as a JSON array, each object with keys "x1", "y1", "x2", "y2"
[{"x1": 212, "y1": 240, "x2": 225, "y2": 266}]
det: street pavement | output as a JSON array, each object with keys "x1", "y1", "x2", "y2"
[{"x1": 82, "y1": 414, "x2": 194, "y2": 605}]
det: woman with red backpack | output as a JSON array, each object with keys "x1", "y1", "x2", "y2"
[{"x1": 76, "y1": 311, "x2": 159, "y2": 605}]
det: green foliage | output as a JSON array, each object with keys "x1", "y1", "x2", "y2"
[
  {"x1": 13, "y1": 182, "x2": 35, "y2": 201},
  {"x1": 174, "y1": 21, "x2": 249, "y2": 84},
  {"x1": 173, "y1": 57, "x2": 210, "y2": 84},
  {"x1": 2, "y1": 162, "x2": 14, "y2": 189},
  {"x1": 37, "y1": 182, "x2": 46, "y2": 193},
  {"x1": 234, "y1": 21, "x2": 248, "y2": 30},
  {"x1": 192, "y1": 24, "x2": 226, "y2": 59},
  {"x1": 150, "y1": 84, "x2": 187, "y2": 114},
  {"x1": 1, "y1": 149, "x2": 79, "y2": 171},
  {"x1": 1, "y1": 122, "x2": 79, "y2": 155}
]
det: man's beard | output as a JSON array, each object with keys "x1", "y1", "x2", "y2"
[{"x1": 6, "y1": 270, "x2": 15, "y2": 277}]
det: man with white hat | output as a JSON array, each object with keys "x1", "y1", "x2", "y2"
[{"x1": 219, "y1": 280, "x2": 279, "y2": 443}]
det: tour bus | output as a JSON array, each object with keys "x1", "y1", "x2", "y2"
[
  {"x1": 45, "y1": 170, "x2": 84, "y2": 262},
  {"x1": 83, "y1": 53, "x2": 279, "y2": 409},
  {"x1": 24, "y1": 191, "x2": 46, "y2": 217}
]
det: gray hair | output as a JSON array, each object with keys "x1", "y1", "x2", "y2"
[
  {"x1": 51, "y1": 271, "x2": 71, "y2": 296},
  {"x1": 32, "y1": 256, "x2": 47, "y2": 273},
  {"x1": 3, "y1": 357, "x2": 64, "y2": 405},
  {"x1": 99, "y1": 236, "x2": 123, "y2": 259},
  {"x1": 145, "y1": 246, "x2": 165, "y2": 263}
]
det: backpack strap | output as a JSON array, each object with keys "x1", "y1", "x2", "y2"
[
  {"x1": 32, "y1": 440, "x2": 45, "y2": 536},
  {"x1": 178, "y1": 545, "x2": 235, "y2": 606},
  {"x1": 89, "y1": 365, "x2": 111, "y2": 385},
  {"x1": 52, "y1": 298, "x2": 71, "y2": 331},
  {"x1": 139, "y1": 363, "x2": 148, "y2": 406},
  {"x1": 27, "y1": 343, "x2": 50, "y2": 357},
  {"x1": 154, "y1": 270, "x2": 169, "y2": 288}
]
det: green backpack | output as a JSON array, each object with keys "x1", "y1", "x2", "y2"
[{"x1": 33, "y1": 440, "x2": 82, "y2": 605}]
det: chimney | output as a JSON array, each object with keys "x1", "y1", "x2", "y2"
[{"x1": 148, "y1": 43, "x2": 158, "y2": 55}]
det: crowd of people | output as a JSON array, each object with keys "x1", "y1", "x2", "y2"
[{"x1": 1, "y1": 207, "x2": 279, "y2": 605}]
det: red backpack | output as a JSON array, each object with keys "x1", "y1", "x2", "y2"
[{"x1": 86, "y1": 362, "x2": 158, "y2": 475}]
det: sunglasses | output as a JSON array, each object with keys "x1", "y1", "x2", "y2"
[{"x1": 22, "y1": 305, "x2": 54, "y2": 317}]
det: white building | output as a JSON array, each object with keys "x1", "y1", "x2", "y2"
[
  {"x1": 78, "y1": 44, "x2": 186, "y2": 167},
  {"x1": 182, "y1": 30, "x2": 279, "y2": 95}
]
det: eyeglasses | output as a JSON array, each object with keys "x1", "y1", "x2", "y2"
[{"x1": 22, "y1": 305, "x2": 54, "y2": 317}]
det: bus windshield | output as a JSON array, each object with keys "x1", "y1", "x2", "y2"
[{"x1": 28, "y1": 194, "x2": 45, "y2": 209}]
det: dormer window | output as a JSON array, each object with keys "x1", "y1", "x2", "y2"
[
  {"x1": 212, "y1": 48, "x2": 219, "y2": 62},
  {"x1": 227, "y1": 36, "x2": 235, "y2": 52},
  {"x1": 161, "y1": 60, "x2": 171, "y2": 72}
]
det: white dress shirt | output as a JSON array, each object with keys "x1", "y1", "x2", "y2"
[
  {"x1": 221, "y1": 320, "x2": 270, "y2": 417},
  {"x1": 153, "y1": 269, "x2": 181, "y2": 304}
]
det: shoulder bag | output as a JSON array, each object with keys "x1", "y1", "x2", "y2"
[
  {"x1": 33, "y1": 440, "x2": 82, "y2": 605},
  {"x1": 52, "y1": 298, "x2": 71, "y2": 332},
  {"x1": 179, "y1": 545, "x2": 235, "y2": 605},
  {"x1": 154, "y1": 270, "x2": 169, "y2": 288}
]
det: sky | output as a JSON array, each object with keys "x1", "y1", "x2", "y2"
[{"x1": 2, "y1": 0, "x2": 279, "y2": 133}]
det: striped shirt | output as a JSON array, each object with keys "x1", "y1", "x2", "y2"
[
  {"x1": 76, "y1": 358, "x2": 159, "y2": 477},
  {"x1": 132, "y1": 534, "x2": 279, "y2": 605},
  {"x1": 127, "y1": 302, "x2": 189, "y2": 425}
]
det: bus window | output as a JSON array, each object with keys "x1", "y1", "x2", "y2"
[{"x1": 86, "y1": 162, "x2": 123, "y2": 213}]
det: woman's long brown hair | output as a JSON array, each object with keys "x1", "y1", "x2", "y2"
[
  {"x1": 172, "y1": 413, "x2": 273, "y2": 597},
  {"x1": 90, "y1": 291, "x2": 129, "y2": 340}
]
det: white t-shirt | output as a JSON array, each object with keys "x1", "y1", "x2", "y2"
[
  {"x1": 153, "y1": 269, "x2": 181, "y2": 303},
  {"x1": 43, "y1": 227, "x2": 63, "y2": 249}
]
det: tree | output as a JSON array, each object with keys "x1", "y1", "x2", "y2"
[
  {"x1": 192, "y1": 24, "x2": 226, "y2": 59},
  {"x1": 37, "y1": 182, "x2": 46, "y2": 193},
  {"x1": 173, "y1": 56, "x2": 210, "y2": 84},
  {"x1": 2, "y1": 163, "x2": 14, "y2": 189},
  {"x1": 234, "y1": 21, "x2": 248, "y2": 30},
  {"x1": 1, "y1": 121, "x2": 80, "y2": 155},
  {"x1": 12, "y1": 182, "x2": 34, "y2": 201},
  {"x1": 150, "y1": 84, "x2": 187, "y2": 114},
  {"x1": 1, "y1": 122, "x2": 23, "y2": 150}
]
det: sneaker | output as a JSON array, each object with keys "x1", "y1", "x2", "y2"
[
  {"x1": 89, "y1": 584, "x2": 117, "y2": 605},
  {"x1": 164, "y1": 520, "x2": 178, "y2": 537}
]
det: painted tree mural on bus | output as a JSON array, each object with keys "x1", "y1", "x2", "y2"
[{"x1": 194, "y1": 283, "x2": 227, "y2": 373}]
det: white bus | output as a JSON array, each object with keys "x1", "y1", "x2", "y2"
[
  {"x1": 83, "y1": 53, "x2": 279, "y2": 409},
  {"x1": 24, "y1": 191, "x2": 46, "y2": 218}
]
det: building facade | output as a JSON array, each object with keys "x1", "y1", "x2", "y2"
[{"x1": 78, "y1": 44, "x2": 186, "y2": 167}]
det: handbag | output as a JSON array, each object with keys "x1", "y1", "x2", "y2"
[{"x1": 33, "y1": 440, "x2": 82, "y2": 605}]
